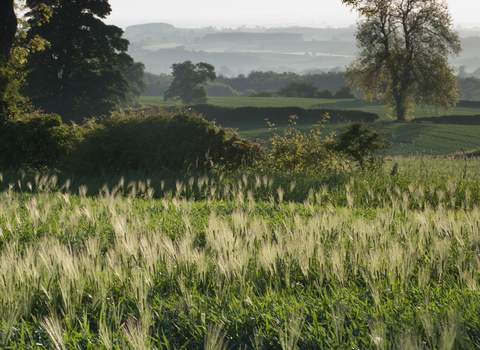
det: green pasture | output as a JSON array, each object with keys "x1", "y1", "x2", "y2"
[
  {"x1": 231, "y1": 122, "x2": 480, "y2": 157},
  {"x1": 139, "y1": 96, "x2": 480, "y2": 120},
  {"x1": 140, "y1": 96, "x2": 480, "y2": 156}
]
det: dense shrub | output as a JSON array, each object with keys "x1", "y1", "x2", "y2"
[
  {"x1": 248, "y1": 90, "x2": 276, "y2": 97},
  {"x1": 67, "y1": 108, "x2": 267, "y2": 174},
  {"x1": 333, "y1": 86, "x2": 355, "y2": 99},
  {"x1": 325, "y1": 121, "x2": 391, "y2": 171},
  {"x1": 316, "y1": 89, "x2": 334, "y2": 98},
  {"x1": 412, "y1": 114, "x2": 480, "y2": 125},
  {"x1": 0, "y1": 111, "x2": 81, "y2": 170},
  {"x1": 457, "y1": 100, "x2": 480, "y2": 108},
  {"x1": 266, "y1": 114, "x2": 336, "y2": 172},
  {"x1": 242, "y1": 89, "x2": 257, "y2": 97},
  {"x1": 205, "y1": 83, "x2": 241, "y2": 97},
  {"x1": 184, "y1": 105, "x2": 379, "y2": 124},
  {"x1": 277, "y1": 82, "x2": 319, "y2": 98}
]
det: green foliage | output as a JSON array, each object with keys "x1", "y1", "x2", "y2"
[
  {"x1": 345, "y1": 0, "x2": 461, "y2": 121},
  {"x1": 0, "y1": 111, "x2": 81, "y2": 169},
  {"x1": 142, "y1": 72, "x2": 174, "y2": 96},
  {"x1": 457, "y1": 77, "x2": 480, "y2": 100},
  {"x1": 205, "y1": 83, "x2": 241, "y2": 97},
  {"x1": 0, "y1": 1, "x2": 50, "y2": 121},
  {"x1": 23, "y1": 0, "x2": 135, "y2": 123},
  {"x1": 67, "y1": 107, "x2": 266, "y2": 174},
  {"x1": 120, "y1": 61, "x2": 147, "y2": 107},
  {"x1": 333, "y1": 86, "x2": 355, "y2": 99},
  {"x1": 215, "y1": 70, "x2": 347, "y2": 94},
  {"x1": 277, "y1": 81, "x2": 319, "y2": 98},
  {"x1": 472, "y1": 89, "x2": 480, "y2": 101},
  {"x1": 0, "y1": 162, "x2": 480, "y2": 348},
  {"x1": 164, "y1": 61, "x2": 216, "y2": 104},
  {"x1": 316, "y1": 89, "x2": 333, "y2": 98},
  {"x1": 248, "y1": 90, "x2": 276, "y2": 97},
  {"x1": 325, "y1": 121, "x2": 392, "y2": 171},
  {"x1": 266, "y1": 114, "x2": 335, "y2": 172}
]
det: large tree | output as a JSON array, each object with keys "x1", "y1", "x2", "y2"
[
  {"x1": 164, "y1": 61, "x2": 216, "y2": 105},
  {"x1": 344, "y1": 0, "x2": 461, "y2": 121},
  {"x1": 23, "y1": 0, "x2": 135, "y2": 122},
  {"x1": 0, "y1": 0, "x2": 17, "y2": 62},
  {"x1": 1, "y1": 1, "x2": 50, "y2": 120}
]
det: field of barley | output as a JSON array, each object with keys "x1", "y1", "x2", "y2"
[{"x1": 0, "y1": 157, "x2": 479, "y2": 349}]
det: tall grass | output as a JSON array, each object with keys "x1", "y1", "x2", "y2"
[{"x1": 0, "y1": 159, "x2": 479, "y2": 348}]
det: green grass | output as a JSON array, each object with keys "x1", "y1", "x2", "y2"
[
  {"x1": 140, "y1": 96, "x2": 480, "y2": 156},
  {"x1": 0, "y1": 161, "x2": 479, "y2": 348},
  {"x1": 223, "y1": 122, "x2": 480, "y2": 157},
  {"x1": 139, "y1": 96, "x2": 480, "y2": 120}
]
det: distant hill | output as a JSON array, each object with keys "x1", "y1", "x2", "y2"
[
  {"x1": 123, "y1": 22, "x2": 480, "y2": 76},
  {"x1": 125, "y1": 22, "x2": 176, "y2": 35},
  {"x1": 202, "y1": 32, "x2": 304, "y2": 43}
]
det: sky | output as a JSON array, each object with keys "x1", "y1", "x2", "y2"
[{"x1": 104, "y1": 0, "x2": 480, "y2": 30}]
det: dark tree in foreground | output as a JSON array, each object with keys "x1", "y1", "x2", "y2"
[
  {"x1": 0, "y1": 0, "x2": 17, "y2": 61},
  {"x1": 0, "y1": 0, "x2": 18, "y2": 119},
  {"x1": 345, "y1": 0, "x2": 461, "y2": 121},
  {"x1": 24, "y1": 0, "x2": 135, "y2": 122},
  {"x1": 1, "y1": 1, "x2": 51, "y2": 121},
  {"x1": 164, "y1": 61, "x2": 216, "y2": 104}
]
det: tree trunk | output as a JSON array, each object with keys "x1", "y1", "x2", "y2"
[
  {"x1": 0, "y1": 0, "x2": 17, "y2": 61},
  {"x1": 395, "y1": 98, "x2": 406, "y2": 122}
]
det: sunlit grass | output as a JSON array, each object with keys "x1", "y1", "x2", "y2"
[{"x1": 0, "y1": 160, "x2": 479, "y2": 348}]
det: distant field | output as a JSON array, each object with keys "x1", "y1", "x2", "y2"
[
  {"x1": 228, "y1": 122, "x2": 480, "y2": 157},
  {"x1": 139, "y1": 96, "x2": 480, "y2": 156},
  {"x1": 139, "y1": 96, "x2": 480, "y2": 120}
]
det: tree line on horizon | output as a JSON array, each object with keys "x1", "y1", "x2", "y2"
[
  {"x1": 0, "y1": 0, "x2": 473, "y2": 124},
  {"x1": 144, "y1": 70, "x2": 352, "y2": 99}
]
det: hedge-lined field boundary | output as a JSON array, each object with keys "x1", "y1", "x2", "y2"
[
  {"x1": 412, "y1": 114, "x2": 480, "y2": 125},
  {"x1": 457, "y1": 100, "x2": 480, "y2": 108},
  {"x1": 162, "y1": 104, "x2": 380, "y2": 124}
]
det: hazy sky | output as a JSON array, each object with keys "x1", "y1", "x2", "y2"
[{"x1": 104, "y1": 0, "x2": 480, "y2": 29}]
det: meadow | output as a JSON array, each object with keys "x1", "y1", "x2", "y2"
[
  {"x1": 139, "y1": 97, "x2": 480, "y2": 157},
  {"x1": 0, "y1": 156, "x2": 479, "y2": 349},
  {"x1": 138, "y1": 96, "x2": 480, "y2": 120}
]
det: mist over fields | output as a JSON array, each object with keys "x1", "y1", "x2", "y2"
[{"x1": 123, "y1": 23, "x2": 480, "y2": 77}]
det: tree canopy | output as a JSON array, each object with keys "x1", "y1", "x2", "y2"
[
  {"x1": 0, "y1": 0, "x2": 17, "y2": 62},
  {"x1": 344, "y1": 0, "x2": 461, "y2": 121},
  {"x1": 23, "y1": 0, "x2": 136, "y2": 122},
  {"x1": 164, "y1": 61, "x2": 216, "y2": 105},
  {"x1": 345, "y1": 0, "x2": 461, "y2": 120},
  {"x1": 277, "y1": 82, "x2": 319, "y2": 98},
  {"x1": 0, "y1": 1, "x2": 50, "y2": 121}
]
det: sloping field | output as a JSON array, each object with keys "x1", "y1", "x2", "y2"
[
  {"x1": 139, "y1": 96, "x2": 480, "y2": 120},
  {"x1": 139, "y1": 96, "x2": 480, "y2": 156}
]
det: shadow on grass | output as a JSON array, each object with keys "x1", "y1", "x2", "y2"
[{"x1": 312, "y1": 99, "x2": 383, "y2": 109}]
